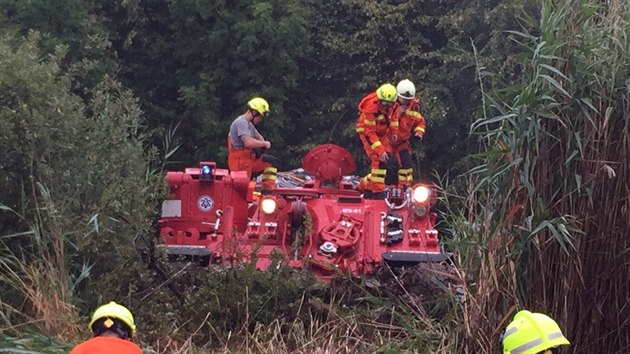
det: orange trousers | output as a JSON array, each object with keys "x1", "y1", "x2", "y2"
[
  {"x1": 227, "y1": 138, "x2": 276, "y2": 192},
  {"x1": 391, "y1": 141, "x2": 414, "y2": 187},
  {"x1": 357, "y1": 135, "x2": 396, "y2": 193}
]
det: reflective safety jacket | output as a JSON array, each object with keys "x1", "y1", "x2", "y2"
[
  {"x1": 391, "y1": 98, "x2": 425, "y2": 145},
  {"x1": 355, "y1": 92, "x2": 398, "y2": 156},
  {"x1": 70, "y1": 336, "x2": 143, "y2": 354}
]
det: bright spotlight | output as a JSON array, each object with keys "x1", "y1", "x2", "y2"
[
  {"x1": 412, "y1": 185, "x2": 430, "y2": 204},
  {"x1": 261, "y1": 197, "x2": 277, "y2": 214}
]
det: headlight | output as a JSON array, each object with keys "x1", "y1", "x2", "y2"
[
  {"x1": 261, "y1": 197, "x2": 277, "y2": 214},
  {"x1": 412, "y1": 185, "x2": 430, "y2": 204}
]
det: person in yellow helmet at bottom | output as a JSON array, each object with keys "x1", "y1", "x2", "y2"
[
  {"x1": 70, "y1": 301, "x2": 142, "y2": 354},
  {"x1": 228, "y1": 97, "x2": 277, "y2": 195},
  {"x1": 501, "y1": 310, "x2": 570, "y2": 354}
]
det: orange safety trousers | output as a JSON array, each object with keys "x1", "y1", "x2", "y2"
[
  {"x1": 227, "y1": 138, "x2": 276, "y2": 193},
  {"x1": 391, "y1": 141, "x2": 414, "y2": 187},
  {"x1": 358, "y1": 134, "x2": 392, "y2": 193},
  {"x1": 70, "y1": 336, "x2": 143, "y2": 354}
]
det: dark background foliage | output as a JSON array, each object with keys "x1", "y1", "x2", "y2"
[{"x1": 0, "y1": 0, "x2": 527, "y2": 175}]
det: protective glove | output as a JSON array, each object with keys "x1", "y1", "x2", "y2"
[
  {"x1": 252, "y1": 148, "x2": 266, "y2": 158},
  {"x1": 262, "y1": 153, "x2": 278, "y2": 165},
  {"x1": 410, "y1": 134, "x2": 423, "y2": 144}
]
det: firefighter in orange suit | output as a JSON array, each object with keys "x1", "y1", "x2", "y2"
[
  {"x1": 389, "y1": 79, "x2": 426, "y2": 187},
  {"x1": 356, "y1": 83, "x2": 399, "y2": 198},
  {"x1": 70, "y1": 302, "x2": 142, "y2": 354},
  {"x1": 227, "y1": 97, "x2": 277, "y2": 194}
]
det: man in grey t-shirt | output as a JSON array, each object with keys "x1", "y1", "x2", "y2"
[{"x1": 227, "y1": 97, "x2": 277, "y2": 193}]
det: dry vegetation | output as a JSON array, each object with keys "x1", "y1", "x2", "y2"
[{"x1": 442, "y1": 0, "x2": 630, "y2": 352}]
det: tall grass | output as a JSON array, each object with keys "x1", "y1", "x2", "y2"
[
  {"x1": 0, "y1": 193, "x2": 84, "y2": 339},
  {"x1": 0, "y1": 32, "x2": 163, "y2": 342},
  {"x1": 441, "y1": 0, "x2": 629, "y2": 352},
  {"x1": 132, "y1": 260, "x2": 460, "y2": 353}
]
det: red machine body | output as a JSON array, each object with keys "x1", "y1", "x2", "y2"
[{"x1": 158, "y1": 144, "x2": 449, "y2": 280}]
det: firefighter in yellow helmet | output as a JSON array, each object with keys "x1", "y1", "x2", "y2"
[
  {"x1": 501, "y1": 310, "x2": 570, "y2": 354},
  {"x1": 227, "y1": 97, "x2": 277, "y2": 194},
  {"x1": 355, "y1": 83, "x2": 399, "y2": 199},
  {"x1": 70, "y1": 301, "x2": 142, "y2": 354}
]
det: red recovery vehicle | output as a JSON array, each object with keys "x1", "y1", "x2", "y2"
[{"x1": 158, "y1": 144, "x2": 450, "y2": 280}]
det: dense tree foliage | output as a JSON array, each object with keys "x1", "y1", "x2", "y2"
[
  {"x1": 0, "y1": 31, "x2": 161, "y2": 334},
  {"x1": 87, "y1": 0, "x2": 315, "y2": 167},
  {"x1": 13, "y1": 0, "x2": 526, "y2": 174},
  {"x1": 0, "y1": 0, "x2": 119, "y2": 88}
]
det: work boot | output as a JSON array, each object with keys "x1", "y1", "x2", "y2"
[{"x1": 357, "y1": 176, "x2": 368, "y2": 192}]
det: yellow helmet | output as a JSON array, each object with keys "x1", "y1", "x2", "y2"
[
  {"x1": 501, "y1": 310, "x2": 569, "y2": 354},
  {"x1": 247, "y1": 97, "x2": 270, "y2": 117},
  {"x1": 89, "y1": 301, "x2": 137, "y2": 337},
  {"x1": 376, "y1": 83, "x2": 397, "y2": 103}
]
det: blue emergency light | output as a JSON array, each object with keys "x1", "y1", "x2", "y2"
[{"x1": 200, "y1": 164, "x2": 214, "y2": 181}]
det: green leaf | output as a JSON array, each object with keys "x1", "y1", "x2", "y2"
[
  {"x1": 539, "y1": 74, "x2": 572, "y2": 98},
  {"x1": 539, "y1": 63, "x2": 570, "y2": 81}
]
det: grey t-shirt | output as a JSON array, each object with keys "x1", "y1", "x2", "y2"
[{"x1": 229, "y1": 115, "x2": 262, "y2": 149}]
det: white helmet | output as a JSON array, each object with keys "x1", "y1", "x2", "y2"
[{"x1": 396, "y1": 79, "x2": 416, "y2": 99}]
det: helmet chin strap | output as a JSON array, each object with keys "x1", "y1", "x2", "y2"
[
  {"x1": 114, "y1": 325, "x2": 132, "y2": 340},
  {"x1": 93, "y1": 317, "x2": 132, "y2": 340},
  {"x1": 246, "y1": 110, "x2": 257, "y2": 121}
]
